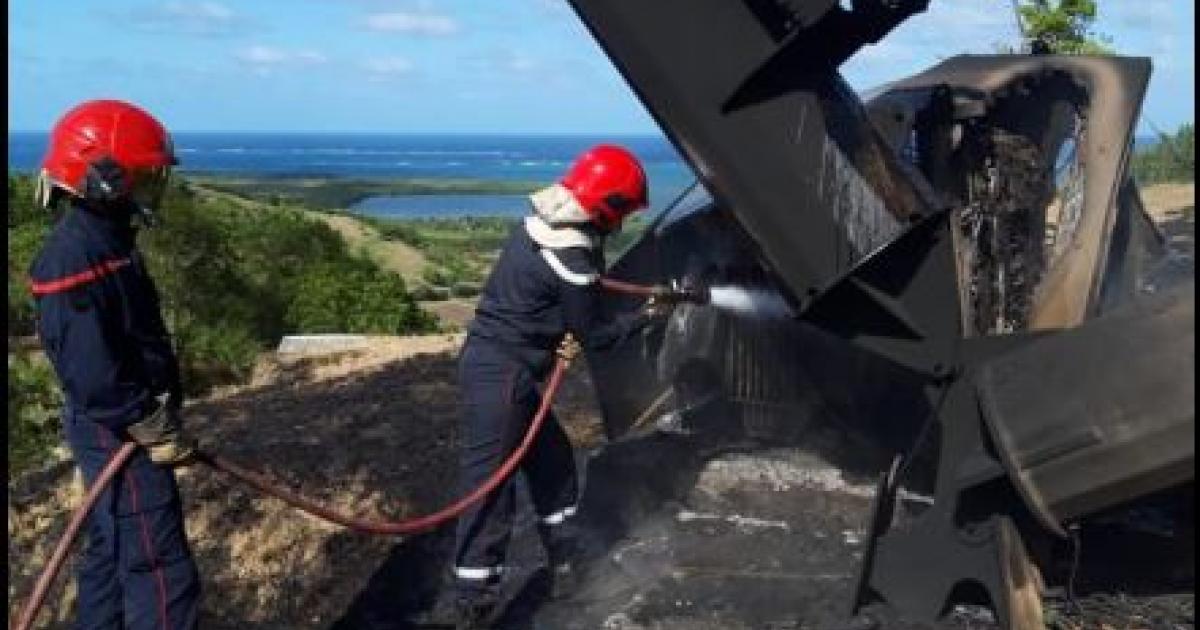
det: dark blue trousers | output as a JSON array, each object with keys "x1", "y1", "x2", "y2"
[
  {"x1": 452, "y1": 338, "x2": 578, "y2": 592},
  {"x1": 63, "y1": 407, "x2": 200, "y2": 630}
]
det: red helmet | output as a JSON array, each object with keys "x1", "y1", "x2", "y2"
[
  {"x1": 560, "y1": 144, "x2": 649, "y2": 230},
  {"x1": 36, "y1": 99, "x2": 177, "y2": 212}
]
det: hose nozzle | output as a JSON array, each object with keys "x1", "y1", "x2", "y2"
[
  {"x1": 596, "y1": 276, "x2": 709, "y2": 306},
  {"x1": 652, "y1": 279, "x2": 710, "y2": 305}
]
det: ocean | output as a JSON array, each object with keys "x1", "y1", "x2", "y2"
[
  {"x1": 7, "y1": 131, "x2": 1165, "y2": 219},
  {"x1": 7, "y1": 132, "x2": 696, "y2": 219}
]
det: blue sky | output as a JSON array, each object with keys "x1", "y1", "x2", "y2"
[{"x1": 8, "y1": 1, "x2": 1194, "y2": 135}]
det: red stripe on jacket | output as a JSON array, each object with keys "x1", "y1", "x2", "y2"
[{"x1": 29, "y1": 257, "x2": 132, "y2": 296}]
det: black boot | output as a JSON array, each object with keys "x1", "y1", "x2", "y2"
[
  {"x1": 423, "y1": 581, "x2": 502, "y2": 629},
  {"x1": 453, "y1": 593, "x2": 501, "y2": 630},
  {"x1": 537, "y1": 524, "x2": 583, "y2": 600}
]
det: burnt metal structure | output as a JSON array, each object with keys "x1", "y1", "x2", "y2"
[{"x1": 566, "y1": 1, "x2": 1195, "y2": 628}]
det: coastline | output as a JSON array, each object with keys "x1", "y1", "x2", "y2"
[{"x1": 182, "y1": 171, "x2": 544, "y2": 211}]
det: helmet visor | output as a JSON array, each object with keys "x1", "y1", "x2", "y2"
[{"x1": 128, "y1": 165, "x2": 171, "y2": 213}]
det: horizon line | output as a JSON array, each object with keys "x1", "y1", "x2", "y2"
[{"x1": 8, "y1": 129, "x2": 670, "y2": 136}]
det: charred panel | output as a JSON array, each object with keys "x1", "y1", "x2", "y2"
[
  {"x1": 567, "y1": 0, "x2": 936, "y2": 304},
  {"x1": 869, "y1": 55, "x2": 1155, "y2": 330},
  {"x1": 976, "y1": 280, "x2": 1195, "y2": 530}
]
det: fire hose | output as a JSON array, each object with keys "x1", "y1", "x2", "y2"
[
  {"x1": 14, "y1": 278, "x2": 704, "y2": 630},
  {"x1": 15, "y1": 353, "x2": 571, "y2": 630}
]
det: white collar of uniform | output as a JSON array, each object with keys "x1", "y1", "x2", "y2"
[{"x1": 523, "y1": 215, "x2": 595, "y2": 249}]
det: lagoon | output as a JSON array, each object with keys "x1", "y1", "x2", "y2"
[{"x1": 350, "y1": 193, "x2": 532, "y2": 219}]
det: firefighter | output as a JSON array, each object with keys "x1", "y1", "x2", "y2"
[
  {"x1": 449, "y1": 145, "x2": 654, "y2": 627},
  {"x1": 29, "y1": 99, "x2": 201, "y2": 630}
]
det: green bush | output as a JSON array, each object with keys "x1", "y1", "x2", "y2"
[
  {"x1": 412, "y1": 283, "x2": 451, "y2": 301},
  {"x1": 421, "y1": 265, "x2": 451, "y2": 287},
  {"x1": 7, "y1": 174, "x2": 45, "y2": 228},
  {"x1": 1133, "y1": 124, "x2": 1195, "y2": 185},
  {"x1": 173, "y1": 321, "x2": 263, "y2": 389},
  {"x1": 451, "y1": 282, "x2": 482, "y2": 298},
  {"x1": 8, "y1": 353, "x2": 64, "y2": 476},
  {"x1": 7, "y1": 176, "x2": 55, "y2": 336},
  {"x1": 8, "y1": 225, "x2": 49, "y2": 336},
  {"x1": 285, "y1": 259, "x2": 435, "y2": 333}
]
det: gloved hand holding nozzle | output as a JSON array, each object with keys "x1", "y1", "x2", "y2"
[
  {"x1": 643, "y1": 279, "x2": 710, "y2": 317},
  {"x1": 125, "y1": 394, "x2": 198, "y2": 466}
]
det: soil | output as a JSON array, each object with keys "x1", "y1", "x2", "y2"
[
  {"x1": 1141, "y1": 183, "x2": 1195, "y2": 224},
  {"x1": 418, "y1": 299, "x2": 479, "y2": 331}
]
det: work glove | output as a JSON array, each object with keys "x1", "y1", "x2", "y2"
[{"x1": 125, "y1": 395, "x2": 198, "y2": 466}]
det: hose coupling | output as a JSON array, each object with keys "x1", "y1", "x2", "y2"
[
  {"x1": 653, "y1": 279, "x2": 710, "y2": 305},
  {"x1": 556, "y1": 333, "x2": 582, "y2": 363}
]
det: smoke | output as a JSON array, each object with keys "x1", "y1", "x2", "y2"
[{"x1": 706, "y1": 285, "x2": 794, "y2": 319}]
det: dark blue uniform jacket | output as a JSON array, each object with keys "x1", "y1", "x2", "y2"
[
  {"x1": 30, "y1": 204, "x2": 182, "y2": 430},
  {"x1": 467, "y1": 224, "x2": 642, "y2": 377}
]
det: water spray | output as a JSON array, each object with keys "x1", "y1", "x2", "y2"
[{"x1": 707, "y1": 285, "x2": 794, "y2": 319}]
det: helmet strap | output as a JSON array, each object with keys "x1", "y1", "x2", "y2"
[
  {"x1": 579, "y1": 222, "x2": 609, "y2": 242},
  {"x1": 131, "y1": 204, "x2": 157, "y2": 228},
  {"x1": 135, "y1": 204, "x2": 159, "y2": 228},
  {"x1": 593, "y1": 193, "x2": 634, "y2": 231},
  {"x1": 602, "y1": 193, "x2": 635, "y2": 215}
]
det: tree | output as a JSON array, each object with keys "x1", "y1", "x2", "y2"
[
  {"x1": 1133, "y1": 123, "x2": 1195, "y2": 184},
  {"x1": 1012, "y1": 0, "x2": 1113, "y2": 54}
]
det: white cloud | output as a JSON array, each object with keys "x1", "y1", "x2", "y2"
[
  {"x1": 295, "y1": 51, "x2": 330, "y2": 64},
  {"x1": 236, "y1": 46, "x2": 328, "y2": 75},
  {"x1": 119, "y1": 1, "x2": 249, "y2": 37},
  {"x1": 362, "y1": 56, "x2": 414, "y2": 81},
  {"x1": 238, "y1": 45, "x2": 288, "y2": 65},
  {"x1": 467, "y1": 49, "x2": 543, "y2": 75},
  {"x1": 362, "y1": 11, "x2": 459, "y2": 36},
  {"x1": 501, "y1": 52, "x2": 538, "y2": 73},
  {"x1": 173, "y1": 1, "x2": 234, "y2": 21}
]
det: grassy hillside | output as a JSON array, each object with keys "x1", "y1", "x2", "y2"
[
  {"x1": 356, "y1": 213, "x2": 651, "y2": 300},
  {"x1": 7, "y1": 173, "x2": 438, "y2": 476},
  {"x1": 358, "y1": 215, "x2": 514, "y2": 297}
]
